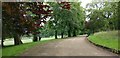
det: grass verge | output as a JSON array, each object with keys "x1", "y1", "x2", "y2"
[
  {"x1": 2, "y1": 39, "x2": 59, "y2": 56},
  {"x1": 88, "y1": 31, "x2": 119, "y2": 52}
]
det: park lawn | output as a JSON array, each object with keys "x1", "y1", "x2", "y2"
[
  {"x1": 88, "y1": 30, "x2": 119, "y2": 51},
  {"x1": 2, "y1": 39, "x2": 59, "y2": 56}
]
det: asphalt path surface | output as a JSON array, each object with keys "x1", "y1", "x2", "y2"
[{"x1": 21, "y1": 36, "x2": 117, "y2": 56}]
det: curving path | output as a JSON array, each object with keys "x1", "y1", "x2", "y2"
[{"x1": 20, "y1": 35, "x2": 117, "y2": 56}]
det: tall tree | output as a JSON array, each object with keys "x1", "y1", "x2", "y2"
[
  {"x1": 70, "y1": 2, "x2": 85, "y2": 36},
  {"x1": 49, "y1": 2, "x2": 71, "y2": 39},
  {"x1": 2, "y1": 2, "x2": 23, "y2": 45},
  {"x1": 19, "y1": 2, "x2": 52, "y2": 42}
]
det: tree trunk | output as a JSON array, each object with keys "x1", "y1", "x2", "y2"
[
  {"x1": 68, "y1": 29, "x2": 71, "y2": 37},
  {"x1": 55, "y1": 30, "x2": 57, "y2": 39},
  {"x1": 14, "y1": 34, "x2": 23, "y2": 45},
  {"x1": 73, "y1": 30, "x2": 76, "y2": 37},
  {"x1": 33, "y1": 34, "x2": 38, "y2": 42},
  {"x1": 61, "y1": 32, "x2": 64, "y2": 38},
  {"x1": 1, "y1": 37, "x2": 4, "y2": 47},
  {"x1": 39, "y1": 36, "x2": 41, "y2": 41}
]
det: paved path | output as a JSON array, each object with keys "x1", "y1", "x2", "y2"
[{"x1": 21, "y1": 36, "x2": 117, "y2": 56}]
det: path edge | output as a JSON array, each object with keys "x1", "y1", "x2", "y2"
[{"x1": 86, "y1": 37, "x2": 120, "y2": 55}]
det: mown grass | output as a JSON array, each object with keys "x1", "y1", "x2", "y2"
[
  {"x1": 2, "y1": 39, "x2": 59, "y2": 56},
  {"x1": 88, "y1": 30, "x2": 119, "y2": 51}
]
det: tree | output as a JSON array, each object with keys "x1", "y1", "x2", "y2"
[
  {"x1": 48, "y1": 2, "x2": 85, "y2": 38},
  {"x1": 2, "y1": 2, "x2": 23, "y2": 45},
  {"x1": 31, "y1": 2, "x2": 52, "y2": 42},
  {"x1": 18, "y1": 2, "x2": 52, "y2": 42},
  {"x1": 70, "y1": 2, "x2": 85, "y2": 36},
  {"x1": 102, "y1": 2, "x2": 118, "y2": 30},
  {"x1": 85, "y1": 2, "x2": 118, "y2": 35},
  {"x1": 48, "y1": 2, "x2": 71, "y2": 39},
  {"x1": 118, "y1": 2, "x2": 120, "y2": 30}
]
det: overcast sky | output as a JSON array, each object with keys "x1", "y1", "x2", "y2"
[
  {"x1": 79, "y1": 0, "x2": 92, "y2": 21},
  {"x1": 80, "y1": 0, "x2": 92, "y2": 8}
]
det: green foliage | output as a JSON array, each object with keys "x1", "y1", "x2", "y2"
[
  {"x1": 70, "y1": 2, "x2": 85, "y2": 33},
  {"x1": 3, "y1": 2, "x2": 86, "y2": 40},
  {"x1": 40, "y1": 23, "x2": 55, "y2": 37},
  {"x1": 2, "y1": 3, "x2": 22, "y2": 39},
  {"x1": 2, "y1": 2, "x2": 53, "y2": 44},
  {"x1": 47, "y1": 2, "x2": 85, "y2": 38},
  {"x1": 85, "y1": 2, "x2": 118, "y2": 34}
]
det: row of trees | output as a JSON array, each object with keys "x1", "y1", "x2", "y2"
[
  {"x1": 2, "y1": 2, "x2": 53, "y2": 46},
  {"x1": 45, "y1": 2, "x2": 85, "y2": 39},
  {"x1": 41, "y1": 2, "x2": 119, "y2": 38},
  {"x1": 2, "y1": 2, "x2": 85, "y2": 46}
]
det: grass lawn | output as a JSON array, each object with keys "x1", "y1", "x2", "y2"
[
  {"x1": 88, "y1": 30, "x2": 119, "y2": 51},
  {"x1": 3, "y1": 36, "x2": 56, "y2": 46},
  {"x1": 2, "y1": 39, "x2": 59, "y2": 56}
]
